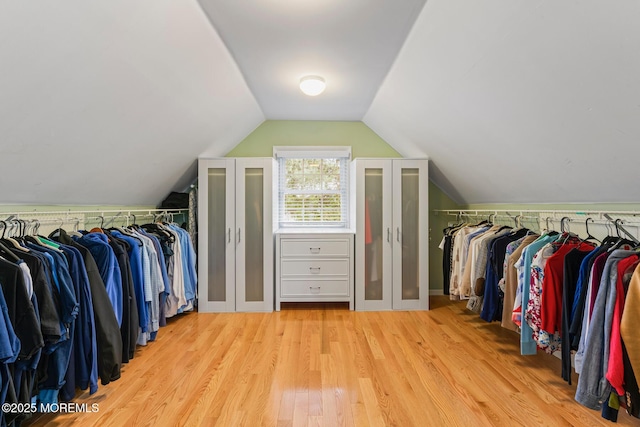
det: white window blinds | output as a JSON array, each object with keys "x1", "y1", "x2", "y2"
[{"x1": 275, "y1": 147, "x2": 350, "y2": 228}]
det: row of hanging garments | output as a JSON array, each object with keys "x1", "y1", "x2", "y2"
[
  {"x1": 0, "y1": 217, "x2": 196, "y2": 427},
  {"x1": 440, "y1": 215, "x2": 640, "y2": 422}
]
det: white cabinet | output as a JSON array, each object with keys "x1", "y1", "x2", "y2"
[
  {"x1": 351, "y1": 159, "x2": 429, "y2": 310},
  {"x1": 197, "y1": 158, "x2": 273, "y2": 312},
  {"x1": 275, "y1": 232, "x2": 354, "y2": 311}
]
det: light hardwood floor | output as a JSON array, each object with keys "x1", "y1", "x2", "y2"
[{"x1": 25, "y1": 297, "x2": 639, "y2": 426}]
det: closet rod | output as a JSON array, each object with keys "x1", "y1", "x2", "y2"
[
  {"x1": 435, "y1": 209, "x2": 640, "y2": 237},
  {"x1": 603, "y1": 213, "x2": 640, "y2": 244},
  {"x1": 433, "y1": 209, "x2": 640, "y2": 218},
  {"x1": 1, "y1": 208, "x2": 187, "y2": 220}
]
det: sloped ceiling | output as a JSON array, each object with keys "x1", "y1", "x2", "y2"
[
  {"x1": 0, "y1": 1, "x2": 263, "y2": 205},
  {"x1": 4, "y1": 1, "x2": 640, "y2": 206},
  {"x1": 364, "y1": 0, "x2": 640, "y2": 204},
  {"x1": 197, "y1": 0, "x2": 426, "y2": 120}
]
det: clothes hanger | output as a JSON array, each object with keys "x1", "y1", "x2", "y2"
[
  {"x1": 0, "y1": 220, "x2": 29, "y2": 252},
  {"x1": 604, "y1": 219, "x2": 636, "y2": 250},
  {"x1": 0, "y1": 221, "x2": 22, "y2": 262},
  {"x1": 49, "y1": 219, "x2": 66, "y2": 238},
  {"x1": 0, "y1": 241, "x2": 21, "y2": 263},
  {"x1": 66, "y1": 219, "x2": 84, "y2": 237},
  {"x1": 89, "y1": 215, "x2": 106, "y2": 234},
  {"x1": 555, "y1": 217, "x2": 582, "y2": 246},
  {"x1": 543, "y1": 216, "x2": 559, "y2": 235},
  {"x1": 583, "y1": 218, "x2": 601, "y2": 244}
]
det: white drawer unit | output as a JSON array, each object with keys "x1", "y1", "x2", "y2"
[
  {"x1": 280, "y1": 280, "x2": 351, "y2": 298},
  {"x1": 275, "y1": 232, "x2": 354, "y2": 310},
  {"x1": 280, "y1": 239, "x2": 351, "y2": 257},
  {"x1": 281, "y1": 259, "x2": 350, "y2": 277}
]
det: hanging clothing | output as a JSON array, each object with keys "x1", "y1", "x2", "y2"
[
  {"x1": 539, "y1": 242, "x2": 596, "y2": 352},
  {"x1": 76, "y1": 233, "x2": 123, "y2": 327},
  {"x1": 607, "y1": 256, "x2": 639, "y2": 395},
  {"x1": 449, "y1": 225, "x2": 487, "y2": 299},
  {"x1": 575, "y1": 249, "x2": 635, "y2": 409},
  {"x1": 516, "y1": 234, "x2": 560, "y2": 355},
  {"x1": 561, "y1": 247, "x2": 599, "y2": 384},
  {"x1": 501, "y1": 234, "x2": 538, "y2": 330},
  {"x1": 621, "y1": 261, "x2": 640, "y2": 397},
  {"x1": 51, "y1": 230, "x2": 122, "y2": 387},
  {"x1": 479, "y1": 228, "x2": 530, "y2": 324}
]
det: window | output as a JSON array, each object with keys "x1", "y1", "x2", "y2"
[{"x1": 275, "y1": 147, "x2": 350, "y2": 228}]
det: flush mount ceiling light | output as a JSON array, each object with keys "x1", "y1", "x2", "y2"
[{"x1": 299, "y1": 75, "x2": 326, "y2": 96}]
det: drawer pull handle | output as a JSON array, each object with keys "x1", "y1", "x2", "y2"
[
  {"x1": 309, "y1": 267, "x2": 321, "y2": 273},
  {"x1": 309, "y1": 247, "x2": 321, "y2": 253},
  {"x1": 310, "y1": 286, "x2": 321, "y2": 293}
]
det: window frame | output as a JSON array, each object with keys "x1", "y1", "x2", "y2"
[{"x1": 274, "y1": 146, "x2": 351, "y2": 229}]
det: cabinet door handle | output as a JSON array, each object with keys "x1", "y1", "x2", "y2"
[
  {"x1": 238, "y1": 228, "x2": 241, "y2": 243},
  {"x1": 309, "y1": 247, "x2": 321, "y2": 254},
  {"x1": 228, "y1": 228, "x2": 231, "y2": 243},
  {"x1": 387, "y1": 227, "x2": 391, "y2": 242},
  {"x1": 397, "y1": 227, "x2": 401, "y2": 242},
  {"x1": 310, "y1": 286, "x2": 321, "y2": 293},
  {"x1": 309, "y1": 267, "x2": 321, "y2": 273}
]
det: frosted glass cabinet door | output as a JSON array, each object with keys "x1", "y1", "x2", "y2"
[
  {"x1": 208, "y1": 168, "x2": 228, "y2": 302},
  {"x1": 198, "y1": 159, "x2": 236, "y2": 312},
  {"x1": 392, "y1": 159, "x2": 429, "y2": 310},
  {"x1": 235, "y1": 158, "x2": 273, "y2": 312},
  {"x1": 354, "y1": 159, "x2": 393, "y2": 310},
  {"x1": 198, "y1": 158, "x2": 274, "y2": 313}
]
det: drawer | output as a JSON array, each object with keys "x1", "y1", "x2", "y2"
[
  {"x1": 281, "y1": 259, "x2": 349, "y2": 277},
  {"x1": 280, "y1": 239, "x2": 350, "y2": 257},
  {"x1": 281, "y1": 280, "x2": 350, "y2": 297}
]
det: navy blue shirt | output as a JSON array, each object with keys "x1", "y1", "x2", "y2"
[
  {"x1": 111, "y1": 231, "x2": 148, "y2": 334},
  {"x1": 76, "y1": 233, "x2": 123, "y2": 327}
]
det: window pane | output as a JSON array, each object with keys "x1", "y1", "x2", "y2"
[
  {"x1": 286, "y1": 174, "x2": 303, "y2": 190},
  {"x1": 278, "y1": 153, "x2": 348, "y2": 226},
  {"x1": 304, "y1": 159, "x2": 321, "y2": 174},
  {"x1": 286, "y1": 159, "x2": 303, "y2": 174},
  {"x1": 324, "y1": 174, "x2": 340, "y2": 190},
  {"x1": 303, "y1": 174, "x2": 323, "y2": 190},
  {"x1": 323, "y1": 159, "x2": 339, "y2": 175}
]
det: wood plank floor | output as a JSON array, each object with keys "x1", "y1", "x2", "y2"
[{"x1": 24, "y1": 296, "x2": 639, "y2": 426}]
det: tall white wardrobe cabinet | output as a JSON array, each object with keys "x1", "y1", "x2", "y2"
[
  {"x1": 351, "y1": 159, "x2": 429, "y2": 311},
  {"x1": 197, "y1": 158, "x2": 273, "y2": 312}
]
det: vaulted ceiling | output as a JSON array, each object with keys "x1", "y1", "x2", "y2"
[{"x1": 2, "y1": 1, "x2": 639, "y2": 206}]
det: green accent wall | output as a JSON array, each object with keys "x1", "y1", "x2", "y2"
[
  {"x1": 429, "y1": 182, "x2": 462, "y2": 293},
  {"x1": 227, "y1": 120, "x2": 461, "y2": 297},
  {"x1": 226, "y1": 120, "x2": 402, "y2": 158}
]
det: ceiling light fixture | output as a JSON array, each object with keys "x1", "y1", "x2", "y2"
[{"x1": 299, "y1": 75, "x2": 326, "y2": 96}]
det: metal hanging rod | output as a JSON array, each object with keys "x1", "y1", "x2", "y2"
[
  {"x1": 1, "y1": 208, "x2": 187, "y2": 221},
  {"x1": 434, "y1": 209, "x2": 640, "y2": 242},
  {"x1": 603, "y1": 213, "x2": 640, "y2": 244},
  {"x1": 433, "y1": 209, "x2": 640, "y2": 217}
]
